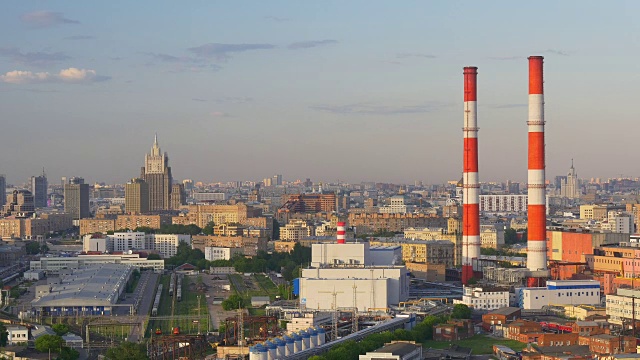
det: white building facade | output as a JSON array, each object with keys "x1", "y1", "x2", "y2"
[
  {"x1": 455, "y1": 286, "x2": 510, "y2": 310},
  {"x1": 204, "y1": 246, "x2": 242, "y2": 261},
  {"x1": 479, "y1": 195, "x2": 550, "y2": 214},
  {"x1": 518, "y1": 280, "x2": 601, "y2": 310}
]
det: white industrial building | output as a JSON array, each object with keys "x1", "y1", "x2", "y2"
[
  {"x1": 455, "y1": 286, "x2": 510, "y2": 311},
  {"x1": 30, "y1": 253, "x2": 164, "y2": 274},
  {"x1": 31, "y1": 264, "x2": 132, "y2": 316},
  {"x1": 82, "y1": 231, "x2": 190, "y2": 258},
  {"x1": 517, "y1": 280, "x2": 601, "y2": 310},
  {"x1": 204, "y1": 246, "x2": 242, "y2": 261},
  {"x1": 298, "y1": 243, "x2": 409, "y2": 312},
  {"x1": 6, "y1": 325, "x2": 28, "y2": 345}
]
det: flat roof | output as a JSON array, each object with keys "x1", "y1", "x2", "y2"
[
  {"x1": 31, "y1": 264, "x2": 131, "y2": 307},
  {"x1": 373, "y1": 342, "x2": 420, "y2": 356},
  {"x1": 486, "y1": 307, "x2": 521, "y2": 316}
]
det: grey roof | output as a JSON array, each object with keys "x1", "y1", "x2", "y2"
[
  {"x1": 575, "y1": 320, "x2": 599, "y2": 327},
  {"x1": 374, "y1": 342, "x2": 420, "y2": 356},
  {"x1": 31, "y1": 325, "x2": 56, "y2": 338},
  {"x1": 31, "y1": 264, "x2": 131, "y2": 308},
  {"x1": 62, "y1": 333, "x2": 83, "y2": 341},
  {"x1": 487, "y1": 307, "x2": 521, "y2": 316}
]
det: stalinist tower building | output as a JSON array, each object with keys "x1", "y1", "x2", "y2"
[{"x1": 141, "y1": 134, "x2": 173, "y2": 211}]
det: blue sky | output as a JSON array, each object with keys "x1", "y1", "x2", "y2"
[{"x1": 2, "y1": 1, "x2": 639, "y2": 185}]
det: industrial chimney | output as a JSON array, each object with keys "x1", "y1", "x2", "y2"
[
  {"x1": 526, "y1": 56, "x2": 548, "y2": 272},
  {"x1": 462, "y1": 66, "x2": 480, "y2": 285},
  {"x1": 337, "y1": 221, "x2": 346, "y2": 244}
]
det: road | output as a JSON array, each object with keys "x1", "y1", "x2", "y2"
[{"x1": 201, "y1": 274, "x2": 237, "y2": 331}]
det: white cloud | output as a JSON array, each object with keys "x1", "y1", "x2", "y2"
[
  {"x1": 0, "y1": 68, "x2": 110, "y2": 84},
  {"x1": 21, "y1": 11, "x2": 79, "y2": 27}
]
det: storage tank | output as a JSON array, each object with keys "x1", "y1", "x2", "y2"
[
  {"x1": 293, "y1": 332, "x2": 302, "y2": 353},
  {"x1": 301, "y1": 330, "x2": 310, "y2": 350},
  {"x1": 265, "y1": 340, "x2": 277, "y2": 360},
  {"x1": 284, "y1": 335, "x2": 294, "y2": 356},
  {"x1": 308, "y1": 327, "x2": 318, "y2": 348},
  {"x1": 317, "y1": 327, "x2": 326, "y2": 345},
  {"x1": 259, "y1": 343, "x2": 269, "y2": 360},
  {"x1": 275, "y1": 338, "x2": 286, "y2": 358},
  {"x1": 249, "y1": 344, "x2": 261, "y2": 360}
]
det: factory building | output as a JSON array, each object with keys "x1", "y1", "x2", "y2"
[
  {"x1": 31, "y1": 264, "x2": 132, "y2": 316},
  {"x1": 517, "y1": 280, "x2": 601, "y2": 310},
  {"x1": 297, "y1": 243, "x2": 409, "y2": 312},
  {"x1": 30, "y1": 253, "x2": 164, "y2": 274},
  {"x1": 455, "y1": 286, "x2": 510, "y2": 311}
]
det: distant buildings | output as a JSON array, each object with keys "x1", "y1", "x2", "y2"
[
  {"x1": 2, "y1": 189, "x2": 34, "y2": 217},
  {"x1": 82, "y1": 231, "x2": 190, "y2": 258},
  {"x1": 30, "y1": 253, "x2": 164, "y2": 274},
  {"x1": 64, "y1": 177, "x2": 90, "y2": 219},
  {"x1": 560, "y1": 160, "x2": 580, "y2": 199},
  {"x1": 140, "y1": 134, "x2": 172, "y2": 211},
  {"x1": 0, "y1": 174, "x2": 5, "y2": 208},
  {"x1": 30, "y1": 170, "x2": 48, "y2": 208},
  {"x1": 125, "y1": 178, "x2": 149, "y2": 214}
]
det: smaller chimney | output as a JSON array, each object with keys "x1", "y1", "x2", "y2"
[{"x1": 337, "y1": 222, "x2": 346, "y2": 244}]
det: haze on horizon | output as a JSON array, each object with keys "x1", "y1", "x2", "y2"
[{"x1": 1, "y1": 1, "x2": 639, "y2": 185}]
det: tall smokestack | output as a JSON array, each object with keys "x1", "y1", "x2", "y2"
[
  {"x1": 527, "y1": 56, "x2": 547, "y2": 272},
  {"x1": 462, "y1": 66, "x2": 480, "y2": 285},
  {"x1": 337, "y1": 221, "x2": 346, "y2": 244}
]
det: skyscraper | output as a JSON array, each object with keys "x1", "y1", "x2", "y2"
[
  {"x1": 125, "y1": 178, "x2": 149, "y2": 214},
  {"x1": 64, "y1": 177, "x2": 90, "y2": 219},
  {"x1": 561, "y1": 160, "x2": 580, "y2": 199},
  {"x1": 170, "y1": 183, "x2": 186, "y2": 210},
  {"x1": 31, "y1": 169, "x2": 48, "y2": 208},
  {"x1": 0, "y1": 174, "x2": 5, "y2": 208},
  {"x1": 140, "y1": 134, "x2": 172, "y2": 211}
]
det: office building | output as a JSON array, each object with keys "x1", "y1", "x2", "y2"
[
  {"x1": 30, "y1": 169, "x2": 48, "y2": 208},
  {"x1": 140, "y1": 134, "x2": 172, "y2": 211},
  {"x1": 204, "y1": 246, "x2": 242, "y2": 261},
  {"x1": 455, "y1": 286, "x2": 511, "y2": 311},
  {"x1": 0, "y1": 174, "x2": 5, "y2": 208},
  {"x1": 125, "y1": 178, "x2": 149, "y2": 214},
  {"x1": 64, "y1": 177, "x2": 90, "y2": 219},
  {"x1": 2, "y1": 190, "x2": 35, "y2": 217},
  {"x1": 170, "y1": 183, "x2": 186, "y2": 210}
]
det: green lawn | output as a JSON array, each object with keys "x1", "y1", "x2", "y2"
[
  {"x1": 229, "y1": 273, "x2": 275, "y2": 305},
  {"x1": 422, "y1": 335, "x2": 527, "y2": 355}
]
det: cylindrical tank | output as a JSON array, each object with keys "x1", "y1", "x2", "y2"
[
  {"x1": 259, "y1": 343, "x2": 269, "y2": 360},
  {"x1": 293, "y1": 332, "x2": 302, "y2": 353},
  {"x1": 275, "y1": 338, "x2": 286, "y2": 358},
  {"x1": 308, "y1": 327, "x2": 318, "y2": 348},
  {"x1": 250, "y1": 344, "x2": 261, "y2": 360},
  {"x1": 265, "y1": 340, "x2": 277, "y2": 360},
  {"x1": 301, "y1": 330, "x2": 310, "y2": 350},
  {"x1": 317, "y1": 327, "x2": 326, "y2": 345},
  {"x1": 284, "y1": 335, "x2": 295, "y2": 356}
]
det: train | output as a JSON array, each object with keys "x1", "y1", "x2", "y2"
[
  {"x1": 151, "y1": 284, "x2": 163, "y2": 316},
  {"x1": 540, "y1": 321, "x2": 572, "y2": 333},
  {"x1": 168, "y1": 273, "x2": 176, "y2": 296},
  {"x1": 176, "y1": 274, "x2": 183, "y2": 302}
]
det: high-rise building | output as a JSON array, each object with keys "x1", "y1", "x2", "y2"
[
  {"x1": 561, "y1": 160, "x2": 580, "y2": 199},
  {"x1": 0, "y1": 174, "x2": 5, "y2": 208},
  {"x1": 272, "y1": 174, "x2": 283, "y2": 186},
  {"x1": 64, "y1": 177, "x2": 90, "y2": 219},
  {"x1": 61, "y1": 177, "x2": 67, "y2": 187},
  {"x1": 170, "y1": 183, "x2": 186, "y2": 210},
  {"x1": 140, "y1": 134, "x2": 172, "y2": 211},
  {"x1": 31, "y1": 169, "x2": 48, "y2": 208},
  {"x1": 2, "y1": 189, "x2": 35, "y2": 217},
  {"x1": 125, "y1": 178, "x2": 149, "y2": 214}
]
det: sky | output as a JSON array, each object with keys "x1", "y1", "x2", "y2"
[{"x1": 2, "y1": 1, "x2": 640, "y2": 185}]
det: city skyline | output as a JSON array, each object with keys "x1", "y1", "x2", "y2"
[{"x1": 2, "y1": 1, "x2": 639, "y2": 184}]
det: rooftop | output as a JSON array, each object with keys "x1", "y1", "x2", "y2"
[
  {"x1": 486, "y1": 307, "x2": 521, "y2": 316},
  {"x1": 31, "y1": 264, "x2": 131, "y2": 307},
  {"x1": 373, "y1": 341, "x2": 421, "y2": 356}
]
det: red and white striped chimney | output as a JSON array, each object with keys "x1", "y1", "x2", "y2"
[
  {"x1": 527, "y1": 56, "x2": 548, "y2": 271},
  {"x1": 462, "y1": 66, "x2": 480, "y2": 285},
  {"x1": 337, "y1": 221, "x2": 346, "y2": 244}
]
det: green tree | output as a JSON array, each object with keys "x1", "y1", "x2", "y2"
[
  {"x1": 41, "y1": 244, "x2": 50, "y2": 254},
  {"x1": 35, "y1": 335, "x2": 63, "y2": 353},
  {"x1": 0, "y1": 323, "x2": 7, "y2": 347},
  {"x1": 451, "y1": 303, "x2": 472, "y2": 319},
  {"x1": 221, "y1": 294, "x2": 245, "y2": 311},
  {"x1": 25, "y1": 241, "x2": 41, "y2": 254},
  {"x1": 57, "y1": 346, "x2": 80, "y2": 360},
  {"x1": 134, "y1": 226, "x2": 156, "y2": 234},
  {"x1": 147, "y1": 253, "x2": 161, "y2": 260},
  {"x1": 52, "y1": 323, "x2": 70, "y2": 336},
  {"x1": 202, "y1": 221, "x2": 215, "y2": 235},
  {"x1": 104, "y1": 342, "x2": 148, "y2": 360}
]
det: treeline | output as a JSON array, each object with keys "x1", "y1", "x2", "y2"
[
  {"x1": 107, "y1": 223, "x2": 205, "y2": 236},
  {"x1": 308, "y1": 315, "x2": 447, "y2": 360},
  {"x1": 165, "y1": 242, "x2": 311, "y2": 281}
]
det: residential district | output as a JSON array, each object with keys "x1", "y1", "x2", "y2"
[{"x1": 1, "y1": 59, "x2": 640, "y2": 360}]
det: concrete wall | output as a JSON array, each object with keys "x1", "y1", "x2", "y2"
[{"x1": 299, "y1": 277, "x2": 388, "y2": 312}]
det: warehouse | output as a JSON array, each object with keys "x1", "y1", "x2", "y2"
[
  {"x1": 31, "y1": 264, "x2": 132, "y2": 316},
  {"x1": 517, "y1": 280, "x2": 601, "y2": 310},
  {"x1": 30, "y1": 253, "x2": 164, "y2": 274}
]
